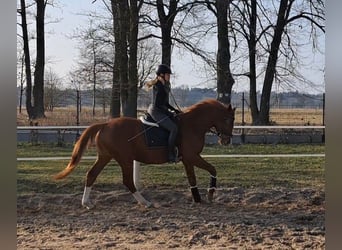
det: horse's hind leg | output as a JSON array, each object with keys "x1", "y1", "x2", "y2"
[
  {"x1": 119, "y1": 159, "x2": 152, "y2": 208},
  {"x1": 82, "y1": 155, "x2": 111, "y2": 209},
  {"x1": 133, "y1": 160, "x2": 142, "y2": 191}
]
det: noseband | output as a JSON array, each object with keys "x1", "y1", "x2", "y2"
[{"x1": 209, "y1": 128, "x2": 232, "y2": 138}]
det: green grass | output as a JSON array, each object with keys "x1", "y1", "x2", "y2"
[
  {"x1": 17, "y1": 142, "x2": 325, "y2": 157},
  {"x1": 17, "y1": 143, "x2": 325, "y2": 195}
]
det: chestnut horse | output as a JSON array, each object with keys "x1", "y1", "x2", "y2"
[{"x1": 54, "y1": 99, "x2": 235, "y2": 208}]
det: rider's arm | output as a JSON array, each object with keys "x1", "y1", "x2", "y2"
[{"x1": 154, "y1": 83, "x2": 166, "y2": 109}]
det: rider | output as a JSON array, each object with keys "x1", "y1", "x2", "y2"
[{"x1": 146, "y1": 64, "x2": 181, "y2": 163}]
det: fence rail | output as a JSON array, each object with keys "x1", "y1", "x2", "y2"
[
  {"x1": 17, "y1": 125, "x2": 325, "y2": 145},
  {"x1": 17, "y1": 125, "x2": 325, "y2": 161},
  {"x1": 17, "y1": 125, "x2": 325, "y2": 130},
  {"x1": 17, "y1": 153, "x2": 325, "y2": 162}
]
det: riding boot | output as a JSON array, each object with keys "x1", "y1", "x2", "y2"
[
  {"x1": 168, "y1": 146, "x2": 178, "y2": 163},
  {"x1": 168, "y1": 129, "x2": 178, "y2": 163}
]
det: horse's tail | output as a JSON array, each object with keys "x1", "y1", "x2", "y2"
[{"x1": 54, "y1": 122, "x2": 107, "y2": 180}]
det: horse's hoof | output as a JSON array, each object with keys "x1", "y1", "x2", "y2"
[
  {"x1": 145, "y1": 202, "x2": 153, "y2": 208},
  {"x1": 207, "y1": 188, "x2": 216, "y2": 203},
  {"x1": 82, "y1": 201, "x2": 95, "y2": 210},
  {"x1": 207, "y1": 193, "x2": 214, "y2": 202},
  {"x1": 140, "y1": 201, "x2": 153, "y2": 208},
  {"x1": 190, "y1": 201, "x2": 202, "y2": 207}
]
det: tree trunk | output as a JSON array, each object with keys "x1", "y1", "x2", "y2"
[
  {"x1": 126, "y1": 0, "x2": 140, "y2": 118},
  {"x1": 19, "y1": 51, "x2": 25, "y2": 114},
  {"x1": 258, "y1": 0, "x2": 289, "y2": 124},
  {"x1": 92, "y1": 40, "x2": 97, "y2": 117},
  {"x1": 248, "y1": 0, "x2": 259, "y2": 124},
  {"x1": 110, "y1": 0, "x2": 121, "y2": 118},
  {"x1": 215, "y1": 0, "x2": 234, "y2": 105},
  {"x1": 33, "y1": 0, "x2": 46, "y2": 118},
  {"x1": 117, "y1": 0, "x2": 130, "y2": 116},
  {"x1": 156, "y1": 0, "x2": 178, "y2": 66},
  {"x1": 111, "y1": 55, "x2": 121, "y2": 117},
  {"x1": 20, "y1": 0, "x2": 35, "y2": 119}
]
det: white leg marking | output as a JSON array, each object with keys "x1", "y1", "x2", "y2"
[
  {"x1": 82, "y1": 186, "x2": 94, "y2": 209},
  {"x1": 132, "y1": 191, "x2": 152, "y2": 208},
  {"x1": 133, "y1": 160, "x2": 142, "y2": 191}
]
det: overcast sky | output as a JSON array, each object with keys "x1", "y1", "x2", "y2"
[{"x1": 41, "y1": 0, "x2": 325, "y2": 94}]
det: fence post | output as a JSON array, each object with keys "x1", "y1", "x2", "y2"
[
  {"x1": 76, "y1": 89, "x2": 81, "y2": 141},
  {"x1": 322, "y1": 93, "x2": 325, "y2": 143},
  {"x1": 322, "y1": 93, "x2": 325, "y2": 126},
  {"x1": 29, "y1": 121, "x2": 39, "y2": 145},
  {"x1": 241, "y1": 92, "x2": 245, "y2": 143},
  {"x1": 57, "y1": 129, "x2": 64, "y2": 146}
]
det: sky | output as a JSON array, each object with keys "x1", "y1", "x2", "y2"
[{"x1": 41, "y1": 0, "x2": 325, "y2": 94}]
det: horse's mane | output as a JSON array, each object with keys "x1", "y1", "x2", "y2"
[{"x1": 184, "y1": 99, "x2": 224, "y2": 113}]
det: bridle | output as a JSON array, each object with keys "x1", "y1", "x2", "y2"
[
  {"x1": 209, "y1": 127, "x2": 233, "y2": 138},
  {"x1": 210, "y1": 114, "x2": 234, "y2": 136}
]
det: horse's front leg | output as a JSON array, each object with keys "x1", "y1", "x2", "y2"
[
  {"x1": 208, "y1": 175, "x2": 217, "y2": 202},
  {"x1": 182, "y1": 160, "x2": 201, "y2": 202},
  {"x1": 191, "y1": 155, "x2": 218, "y2": 202}
]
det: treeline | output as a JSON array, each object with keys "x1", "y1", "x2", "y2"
[
  {"x1": 17, "y1": 87, "x2": 324, "y2": 112},
  {"x1": 17, "y1": 0, "x2": 324, "y2": 124}
]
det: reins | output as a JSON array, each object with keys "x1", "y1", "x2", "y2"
[{"x1": 169, "y1": 89, "x2": 182, "y2": 111}]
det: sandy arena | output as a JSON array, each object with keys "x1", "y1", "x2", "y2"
[{"x1": 17, "y1": 186, "x2": 325, "y2": 249}]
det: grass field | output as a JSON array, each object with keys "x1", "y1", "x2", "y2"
[
  {"x1": 17, "y1": 143, "x2": 325, "y2": 195},
  {"x1": 17, "y1": 107, "x2": 324, "y2": 126}
]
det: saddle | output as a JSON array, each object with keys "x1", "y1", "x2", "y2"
[{"x1": 139, "y1": 113, "x2": 169, "y2": 148}]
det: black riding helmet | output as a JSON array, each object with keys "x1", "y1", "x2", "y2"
[{"x1": 156, "y1": 64, "x2": 172, "y2": 75}]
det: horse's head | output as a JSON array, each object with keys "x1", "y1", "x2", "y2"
[
  {"x1": 182, "y1": 99, "x2": 235, "y2": 145},
  {"x1": 214, "y1": 103, "x2": 235, "y2": 145}
]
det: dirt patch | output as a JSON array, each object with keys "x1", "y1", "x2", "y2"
[{"x1": 17, "y1": 187, "x2": 325, "y2": 249}]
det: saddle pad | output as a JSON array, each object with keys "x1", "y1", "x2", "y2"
[{"x1": 143, "y1": 124, "x2": 169, "y2": 148}]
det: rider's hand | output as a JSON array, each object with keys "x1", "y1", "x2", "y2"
[{"x1": 174, "y1": 109, "x2": 182, "y2": 115}]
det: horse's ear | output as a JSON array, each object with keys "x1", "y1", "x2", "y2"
[{"x1": 226, "y1": 104, "x2": 236, "y2": 112}]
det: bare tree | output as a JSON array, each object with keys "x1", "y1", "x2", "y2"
[
  {"x1": 141, "y1": 0, "x2": 234, "y2": 104},
  {"x1": 88, "y1": 0, "x2": 160, "y2": 117},
  {"x1": 125, "y1": 0, "x2": 143, "y2": 117},
  {"x1": 230, "y1": 0, "x2": 325, "y2": 124},
  {"x1": 70, "y1": 19, "x2": 113, "y2": 117},
  {"x1": 259, "y1": 0, "x2": 324, "y2": 124},
  {"x1": 17, "y1": 45, "x2": 25, "y2": 114},
  {"x1": 44, "y1": 68, "x2": 62, "y2": 111},
  {"x1": 18, "y1": 0, "x2": 35, "y2": 118},
  {"x1": 18, "y1": 0, "x2": 58, "y2": 119},
  {"x1": 112, "y1": 0, "x2": 130, "y2": 116},
  {"x1": 156, "y1": 0, "x2": 178, "y2": 66},
  {"x1": 137, "y1": 39, "x2": 160, "y2": 87},
  {"x1": 32, "y1": 0, "x2": 47, "y2": 118},
  {"x1": 110, "y1": 0, "x2": 121, "y2": 117},
  {"x1": 111, "y1": 0, "x2": 147, "y2": 117},
  {"x1": 214, "y1": 0, "x2": 235, "y2": 104}
]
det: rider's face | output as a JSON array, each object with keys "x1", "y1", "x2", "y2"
[
  {"x1": 163, "y1": 73, "x2": 171, "y2": 82},
  {"x1": 159, "y1": 73, "x2": 171, "y2": 83}
]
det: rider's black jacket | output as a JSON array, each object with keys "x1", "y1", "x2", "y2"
[{"x1": 151, "y1": 81, "x2": 178, "y2": 117}]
